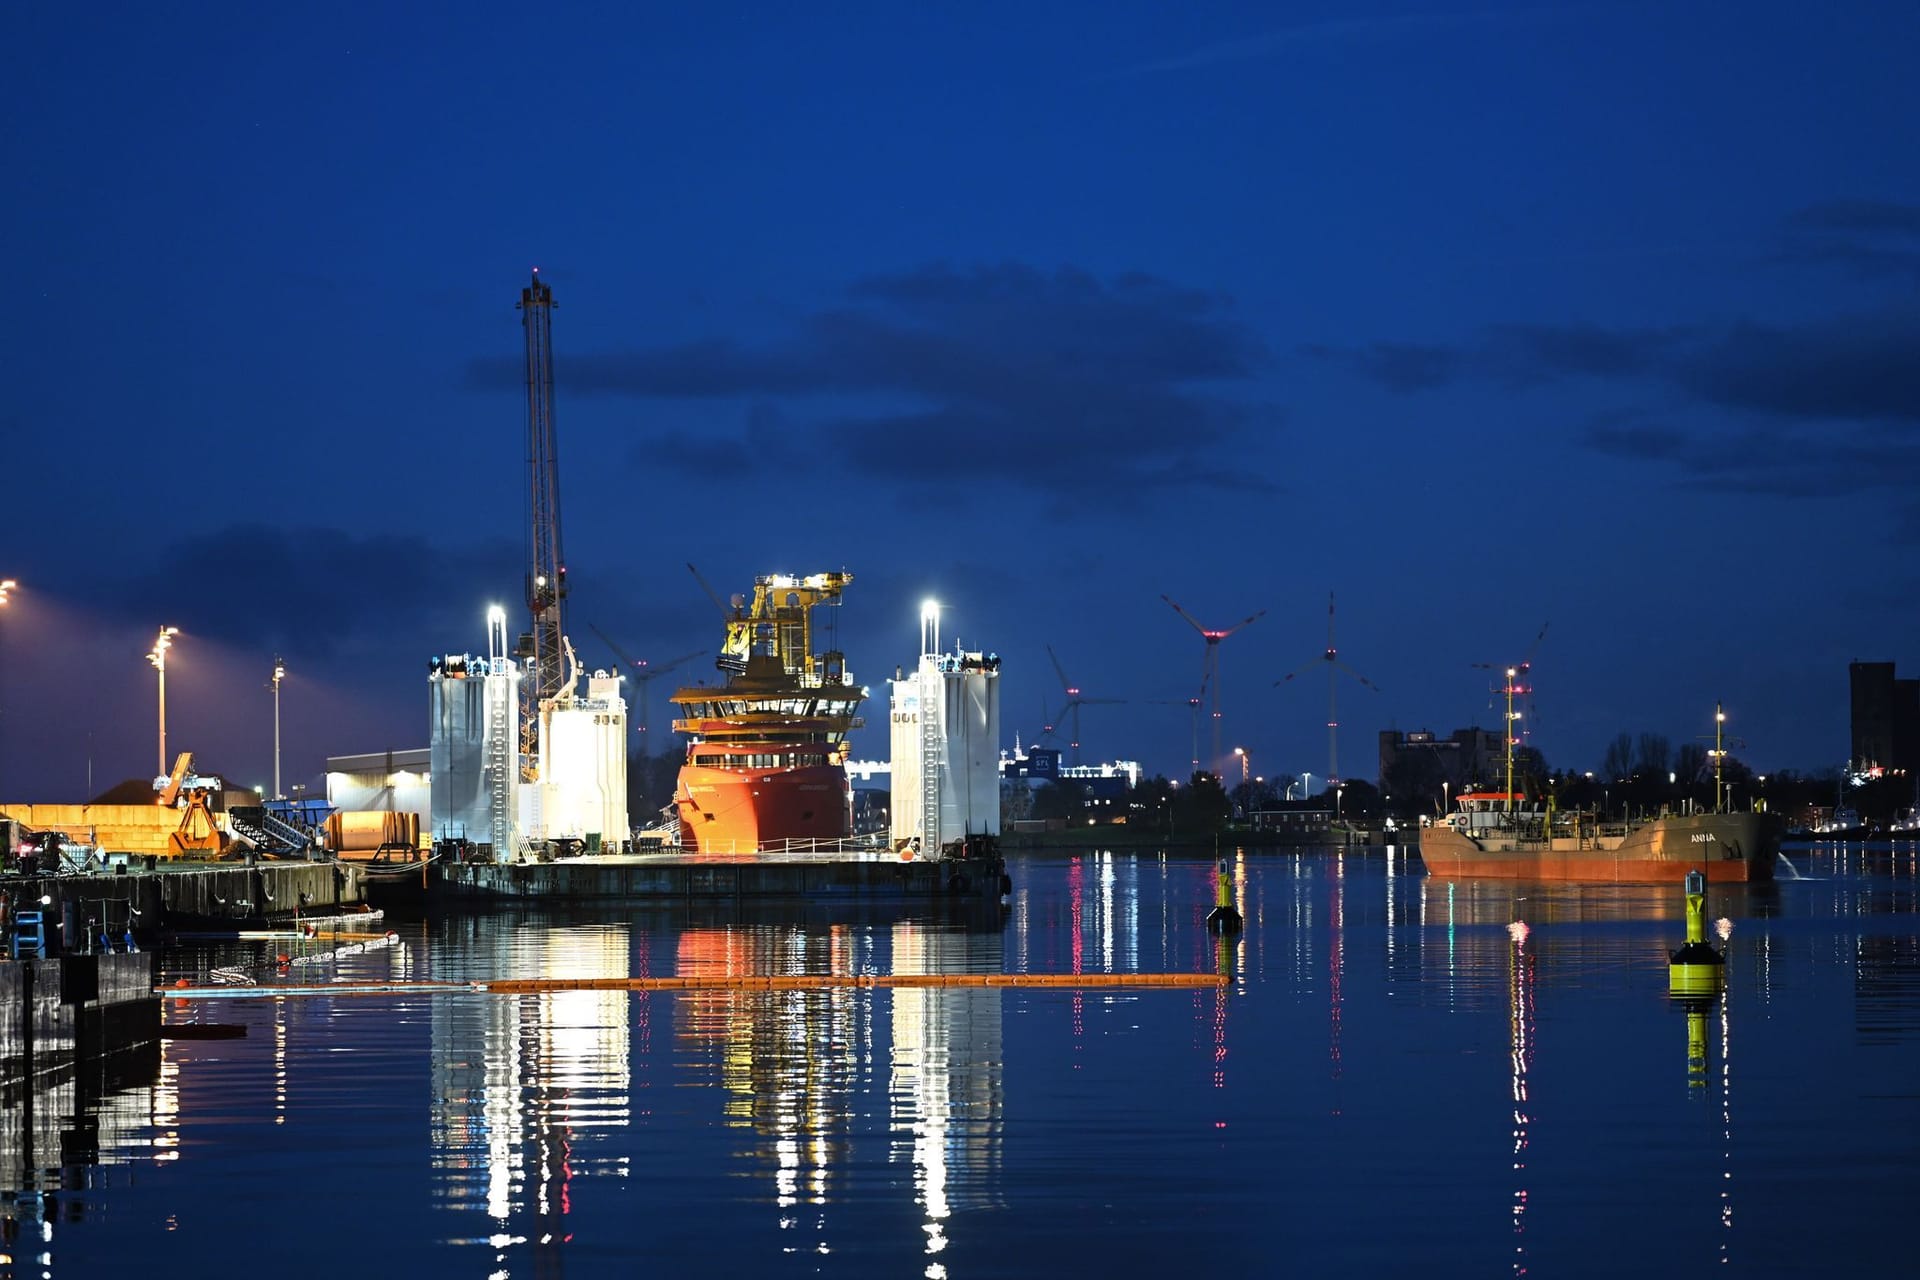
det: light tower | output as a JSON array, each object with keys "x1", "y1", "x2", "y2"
[
  {"x1": 147, "y1": 626, "x2": 179, "y2": 776},
  {"x1": 519, "y1": 269, "x2": 567, "y2": 780},
  {"x1": 1162, "y1": 595, "x2": 1266, "y2": 778},
  {"x1": 270, "y1": 658, "x2": 286, "y2": 799}
]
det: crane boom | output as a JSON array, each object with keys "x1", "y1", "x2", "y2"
[{"x1": 520, "y1": 270, "x2": 566, "y2": 780}]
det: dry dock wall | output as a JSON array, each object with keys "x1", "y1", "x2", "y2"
[{"x1": 436, "y1": 855, "x2": 1006, "y2": 901}]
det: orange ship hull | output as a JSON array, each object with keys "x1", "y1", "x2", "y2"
[{"x1": 674, "y1": 761, "x2": 852, "y2": 854}]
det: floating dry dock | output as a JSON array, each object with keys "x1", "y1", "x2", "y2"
[{"x1": 433, "y1": 847, "x2": 1009, "y2": 903}]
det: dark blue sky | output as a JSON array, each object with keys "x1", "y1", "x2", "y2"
[{"x1": 4, "y1": 1, "x2": 1917, "y2": 800}]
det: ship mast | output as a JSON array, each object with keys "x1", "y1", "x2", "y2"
[
  {"x1": 1714, "y1": 703, "x2": 1726, "y2": 813},
  {"x1": 519, "y1": 269, "x2": 566, "y2": 780}
]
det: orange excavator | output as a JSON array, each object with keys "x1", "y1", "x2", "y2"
[{"x1": 155, "y1": 752, "x2": 228, "y2": 858}]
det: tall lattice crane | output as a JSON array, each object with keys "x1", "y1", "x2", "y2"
[{"x1": 519, "y1": 269, "x2": 566, "y2": 780}]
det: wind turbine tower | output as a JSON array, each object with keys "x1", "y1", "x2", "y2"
[
  {"x1": 1162, "y1": 595, "x2": 1266, "y2": 778},
  {"x1": 1046, "y1": 644, "x2": 1122, "y2": 766},
  {"x1": 1276, "y1": 592, "x2": 1379, "y2": 786},
  {"x1": 1150, "y1": 672, "x2": 1209, "y2": 777}
]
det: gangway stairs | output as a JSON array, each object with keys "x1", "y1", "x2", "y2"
[
  {"x1": 920, "y1": 673, "x2": 944, "y2": 858},
  {"x1": 228, "y1": 806, "x2": 318, "y2": 857},
  {"x1": 484, "y1": 661, "x2": 515, "y2": 857}
]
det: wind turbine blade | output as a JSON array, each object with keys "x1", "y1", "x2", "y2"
[
  {"x1": 1274, "y1": 657, "x2": 1323, "y2": 685},
  {"x1": 1220, "y1": 609, "x2": 1268, "y2": 637},
  {"x1": 1046, "y1": 643, "x2": 1071, "y2": 690},
  {"x1": 1331, "y1": 660, "x2": 1381, "y2": 692},
  {"x1": 1161, "y1": 594, "x2": 1208, "y2": 635}
]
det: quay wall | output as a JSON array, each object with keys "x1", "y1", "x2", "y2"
[
  {"x1": 4, "y1": 861, "x2": 369, "y2": 939},
  {"x1": 0, "y1": 953, "x2": 159, "y2": 1092}
]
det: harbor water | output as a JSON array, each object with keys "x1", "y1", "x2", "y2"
[{"x1": 6, "y1": 843, "x2": 1916, "y2": 1276}]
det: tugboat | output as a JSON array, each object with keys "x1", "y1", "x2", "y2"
[{"x1": 669, "y1": 573, "x2": 868, "y2": 853}]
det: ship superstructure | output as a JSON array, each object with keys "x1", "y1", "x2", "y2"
[{"x1": 670, "y1": 572, "x2": 867, "y2": 853}]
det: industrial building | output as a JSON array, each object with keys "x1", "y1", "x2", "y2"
[
  {"x1": 1849, "y1": 661, "x2": 1920, "y2": 774},
  {"x1": 1377, "y1": 727, "x2": 1509, "y2": 795}
]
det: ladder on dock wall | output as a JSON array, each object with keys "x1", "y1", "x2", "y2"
[{"x1": 920, "y1": 677, "x2": 944, "y2": 857}]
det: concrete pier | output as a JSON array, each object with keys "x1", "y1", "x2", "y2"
[{"x1": 434, "y1": 850, "x2": 1009, "y2": 902}]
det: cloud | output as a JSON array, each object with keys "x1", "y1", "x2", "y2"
[
  {"x1": 93, "y1": 524, "x2": 516, "y2": 657},
  {"x1": 1777, "y1": 198, "x2": 1920, "y2": 284},
  {"x1": 1582, "y1": 410, "x2": 1920, "y2": 508},
  {"x1": 1106, "y1": 8, "x2": 1535, "y2": 78},
  {"x1": 475, "y1": 263, "x2": 1275, "y2": 501},
  {"x1": 1313, "y1": 308, "x2": 1920, "y2": 425},
  {"x1": 1787, "y1": 200, "x2": 1920, "y2": 236}
]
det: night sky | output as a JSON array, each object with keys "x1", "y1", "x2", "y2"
[{"x1": 4, "y1": 2, "x2": 1917, "y2": 802}]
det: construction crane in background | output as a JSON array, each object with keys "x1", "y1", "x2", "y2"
[
  {"x1": 519, "y1": 269, "x2": 567, "y2": 781},
  {"x1": 1046, "y1": 644, "x2": 1124, "y2": 766},
  {"x1": 1162, "y1": 595, "x2": 1266, "y2": 779},
  {"x1": 585, "y1": 623, "x2": 704, "y2": 752},
  {"x1": 1149, "y1": 672, "x2": 1209, "y2": 777},
  {"x1": 1276, "y1": 592, "x2": 1380, "y2": 786},
  {"x1": 1473, "y1": 620, "x2": 1549, "y2": 752}
]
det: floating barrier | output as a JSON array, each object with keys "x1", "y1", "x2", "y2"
[{"x1": 165, "y1": 970, "x2": 1227, "y2": 999}]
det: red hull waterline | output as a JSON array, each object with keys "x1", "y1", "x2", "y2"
[
  {"x1": 1417, "y1": 848, "x2": 1764, "y2": 883},
  {"x1": 675, "y1": 762, "x2": 853, "y2": 855}
]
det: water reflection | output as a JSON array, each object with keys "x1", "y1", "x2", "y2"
[
  {"x1": 429, "y1": 923, "x2": 632, "y2": 1272},
  {"x1": 10, "y1": 844, "x2": 1919, "y2": 1276},
  {"x1": 0, "y1": 1041, "x2": 161, "y2": 1272}
]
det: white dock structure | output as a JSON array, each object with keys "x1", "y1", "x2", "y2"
[{"x1": 888, "y1": 602, "x2": 1001, "y2": 858}]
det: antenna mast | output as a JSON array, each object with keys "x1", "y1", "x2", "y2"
[{"x1": 520, "y1": 269, "x2": 566, "y2": 779}]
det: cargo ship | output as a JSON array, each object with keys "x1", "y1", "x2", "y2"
[
  {"x1": 669, "y1": 572, "x2": 867, "y2": 853},
  {"x1": 1418, "y1": 790, "x2": 1782, "y2": 882}
]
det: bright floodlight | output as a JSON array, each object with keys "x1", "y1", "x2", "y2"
[
  {"x1": 487, "y1": 604, "x2": 506, "y2": 622},
  {"x1": 920, "y1": 598, "x2": 941, "y2": 622}
]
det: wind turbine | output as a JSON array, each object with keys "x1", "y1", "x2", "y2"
[
  {"x1": 1149, "y1": 671, "x2": 1210, "y2": 777},
  {"x1": 1046, "y1": 644, "x2": 1123, "y2": 766},
  {"x1": 1162, "y1": 595, "x2": 1266, "y2": 778},
  {"x1": 1276, "y1": 592, "x2": 1380, "y2": 786},
  {"x1": 585, "y1": 623, "x2": 704, "y2": 753}
]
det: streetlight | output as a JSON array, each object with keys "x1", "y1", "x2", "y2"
[
  {"x1": 147, "y1": 626, "x2": 180, "y2": 776},
  {"x1": 1442, "y1": 779, "x2": 1450, "y2": 814},
  {"x1": 270, "y1": 658, "x2": 286, "y2": 800},
  {"x1": 0, "y1": 580, "x2": 13, "y2": 798},
  {"x1": 1233, "y1": 746, "x2": 1248, "y2": 783},
  {"x1": 1336, "y1": 784, "x2": 1346, "y2": 821}
]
